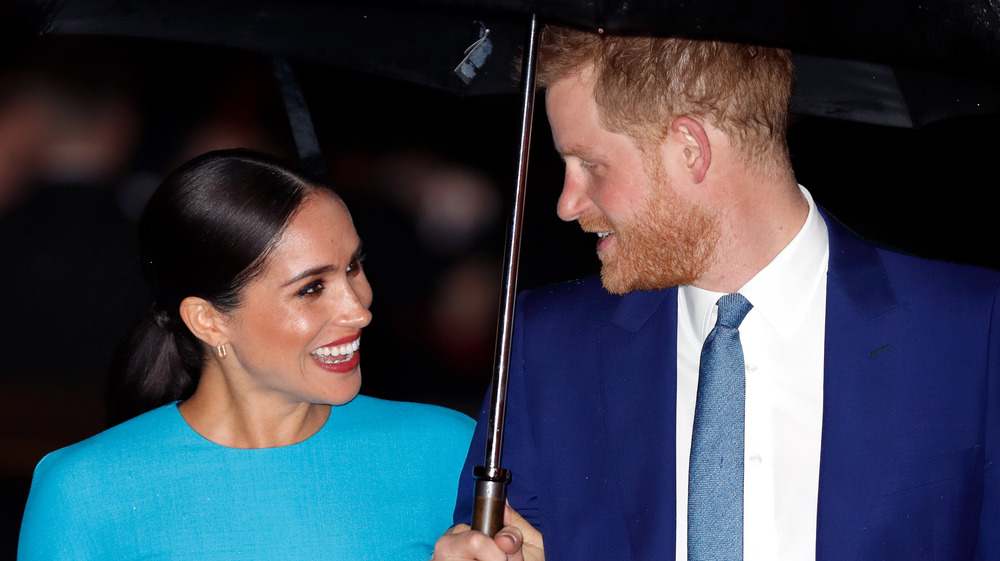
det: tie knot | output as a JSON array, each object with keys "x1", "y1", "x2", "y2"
[{"x1": 715, "y1": 293, "x2": 752, "y2": 328}]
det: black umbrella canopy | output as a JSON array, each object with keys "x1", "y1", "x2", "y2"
[
  {"x1": 15, "y1": 0, "x2": 1000, "y2": 127},
  {"x1": 516, "y1": 0, "x2": 1000, "y2": 76},
  {"x1": 16, "y1": 0, "x2": 524, "y2": 96},
  {"x1": 36, "y1": 0, "x2": 1000, "y2": 74}
]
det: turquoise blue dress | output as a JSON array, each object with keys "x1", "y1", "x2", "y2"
[{"x1": 18, "y1": 396, "x2": 474, "y2": 560}]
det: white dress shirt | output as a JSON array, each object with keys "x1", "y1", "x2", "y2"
[{"x1": 675, "y1": 185, "x2": 830, "y2": 561}]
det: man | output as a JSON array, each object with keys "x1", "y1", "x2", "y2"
[{"x1": 434, "y1": 25, "x2": 1000, "y2": 561}]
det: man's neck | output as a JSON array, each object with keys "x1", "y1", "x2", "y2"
[{"x1": 693, "y1": 176, "x2": 807, "y2": 293}]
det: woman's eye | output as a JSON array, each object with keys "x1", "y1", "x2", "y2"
[
  {"x1": 346, "y1": 254, "x2": 366, "y2": 276},
  {"x1": 297, "y1": 279, "x2": 325, "y2": 297}
]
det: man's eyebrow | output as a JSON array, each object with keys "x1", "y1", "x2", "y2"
[
  {"x1": 554, "y1": 143, "x2": 580, "y2": 159},
  {"x1": 551, "y1": 135, "x2": 568, "y2": 153}
]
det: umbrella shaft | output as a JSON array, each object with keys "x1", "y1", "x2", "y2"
[
  {"x1": 471, "y1": 12, "x2": 539, "y2": 538},
  {"x1": 482, "y1": 12, "x2": 539, "y2": 473}
]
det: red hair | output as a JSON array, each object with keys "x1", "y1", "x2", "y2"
[{"x1": 537, "y1": 26, "x2": 795, "y2": 170}]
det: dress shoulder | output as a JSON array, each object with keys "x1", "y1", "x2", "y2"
[
  {"x1": 18, "y1": 404, "x2": 182, "y2": 560},
  {"x1": 28, "y1": 404, "x2": 180, "y2": 486},
  {"x1": 336, "y1": 395, "x2": 475, "y2": 443}
]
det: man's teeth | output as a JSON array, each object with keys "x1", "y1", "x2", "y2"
[
  {"x1": 312, "y1": 339, "x2": 360, "y2": 364},
  {"x1": 597, "y1": 232, "x2": 612, "y2": 239}
]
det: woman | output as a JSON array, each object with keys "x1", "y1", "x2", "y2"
[{"x1": 18, "y1": 149, "x2": 475, "y2": 560}]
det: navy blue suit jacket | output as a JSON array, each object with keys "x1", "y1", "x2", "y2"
[{"x1": 455, "y1": 215, "x2": 1000, "y2": 560}]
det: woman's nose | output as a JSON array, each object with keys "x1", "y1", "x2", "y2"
[{"x1": 335, "y1": 280, "x2": 373, "y2": 328}]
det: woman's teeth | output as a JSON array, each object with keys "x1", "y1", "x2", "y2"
[{"x1": 311, "y1": 339, "x2": 360, "y2": 364}]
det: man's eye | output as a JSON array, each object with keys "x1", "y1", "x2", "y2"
[
  {"x1": 297, "y1": 280, "x2": 325, "y2": 297},
  {"x1": 574, "y1": 159, "x2": 601, "y2": 176}
]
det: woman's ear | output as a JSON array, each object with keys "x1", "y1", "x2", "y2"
[
  {"x1": 178, "y1": 296, "x2": 227, "y2": 347},
  {"x1": 668, "y1": 116, "x2": 712, "y2": 184}
]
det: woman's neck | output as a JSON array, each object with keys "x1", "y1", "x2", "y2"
[{"x1": 178, "y1": 367, "x2": 332, "y2": 449}]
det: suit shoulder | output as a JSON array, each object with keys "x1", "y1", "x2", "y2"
[
  {"x1": 876, "y1": 247, "x2": 1000, "y2": 298},
  {"x1": 515, "y1": 277, "x2": 676, "y2": 336},
  {"x1": 518, "y1": 276, "x2": 619, "y2": 315}
]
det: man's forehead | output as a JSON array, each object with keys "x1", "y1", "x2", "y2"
[
  {"x1": 545, "y1": 66, "x2": 597, "y2": 120},
  {"x1": 550, "y1": 63, "x2": 597, "y2": 89},
  {"x1": 545, "y1": 66, "x2": 615, "y2": 157}
]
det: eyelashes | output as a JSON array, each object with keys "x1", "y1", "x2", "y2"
[
  {"x1": 297, "y1": 279, "x2": 325, "y2": 297},
  {"x1": 346, "y1": 253, "x2": 367, "y2": 276},
  {"x1": 295, "y1": 254, "x2": 366, "y2": 298}
]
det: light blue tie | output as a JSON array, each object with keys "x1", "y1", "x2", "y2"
[{"x1": 688, "y1": 293, "x2": 753, "y2": 561}]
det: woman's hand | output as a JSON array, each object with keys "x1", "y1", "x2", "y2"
[{"x1": 432, "y1": 504, "x2": 544, "y2": 561}]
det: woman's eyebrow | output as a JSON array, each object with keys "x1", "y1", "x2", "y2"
[{"x1": 283, "y1": 264, "x2": 335, "y2": 287}]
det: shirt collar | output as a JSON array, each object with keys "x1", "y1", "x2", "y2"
[{"x1": 680, "y1": 185, "x2": 829, "y2": 338}]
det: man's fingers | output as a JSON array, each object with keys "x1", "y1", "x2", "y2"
[
  {"x1": 500, "y1": 504, "x2": 544, "y2": 560},
  {"x1": 503, "y1": 504, "x2": 527, "y2": 527},
  {"x1": 432, "y1": 508, "x2": 543, "y2": 561},
  {"x1": 432, "y1": 526, "x2": 512, "y2": 561},
  {"x1": 494, "y1": 526, "x2": 523, "y2": 554}
]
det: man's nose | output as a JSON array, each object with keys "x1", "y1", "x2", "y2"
[{"x1": 556, "y1": 171, "x2": 588, "y2": 222}]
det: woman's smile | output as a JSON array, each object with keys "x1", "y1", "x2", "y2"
[{"x1": 311, "y1": 333, "x2": 362, "y2": 371}]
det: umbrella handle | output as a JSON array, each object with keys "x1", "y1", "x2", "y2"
[
  {"x1": 472, "y1": 466, "x2": 512, "y2": 536},
  {"x1": 470, "y1": 12, "x2": 539, "y2": 538}
]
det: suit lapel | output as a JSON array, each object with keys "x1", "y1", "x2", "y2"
[
  {"x1": 598, "y1": 288, "x2": 679, "y2": 561},
  {"x1": 816, "y1": 213, "x2": 900, "y2": 560}
]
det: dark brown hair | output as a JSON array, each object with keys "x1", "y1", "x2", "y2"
[{"x1": 108, "y1": 149, "x2": 333, "y2": 423}]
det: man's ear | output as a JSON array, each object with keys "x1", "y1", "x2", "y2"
[
  {"x1": 178, "y1": 296, "x2": 228, "y2": 347},
  {"x1": 668, "y1": 116, "x2": 711, "y2": 184}
]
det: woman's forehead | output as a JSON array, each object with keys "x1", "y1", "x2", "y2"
[{"x1": 271, "y1": 194, "x2": 358, "y2": 261}]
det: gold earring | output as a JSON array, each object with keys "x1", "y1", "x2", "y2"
[{"x1": 216, "y1": 343, "x2": 227, "y2": 359}]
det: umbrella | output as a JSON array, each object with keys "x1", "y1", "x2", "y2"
[
  {"x1": 15, "y1": 0, "x2": 1000, "y2": 125},
  {"x1": 14, "y1": 0, "x2": 1000, "y2": 536}
]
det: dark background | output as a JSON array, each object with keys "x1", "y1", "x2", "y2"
[{"x1": 1, "y1": 14, "x2": 998, "y2": 559}]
